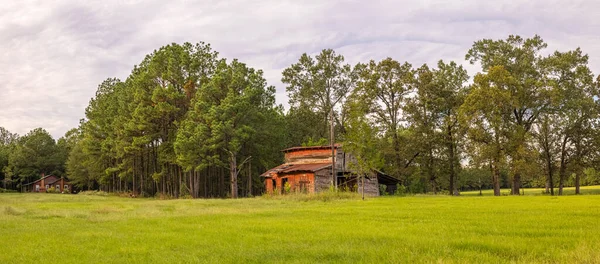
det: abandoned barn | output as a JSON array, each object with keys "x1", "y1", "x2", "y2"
[
  {"x1": 22, "y1": 174, "x2": 72, "y2": 193},
  {"x1": 260, "y1": 145, "x2": 398, "y2": 196}
]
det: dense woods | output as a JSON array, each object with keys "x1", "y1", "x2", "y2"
[{"x1": 1, "y1": 35, "x2": 599, "y2": 197}]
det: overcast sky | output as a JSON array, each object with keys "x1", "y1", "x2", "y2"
[{"x1": 1, "y1": 0, "x2": 599, "y2": 139}]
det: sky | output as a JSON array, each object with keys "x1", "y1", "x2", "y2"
[{"x1": 1, "y1": 0, "x2": 600, "y2": 139}]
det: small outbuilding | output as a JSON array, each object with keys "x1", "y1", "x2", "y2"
[
  {"x1": 22, "y1": 174, "x2": 71, "y2": 193},
  {"x1": 260, "y1": 145, "x2": 399, "y2": 196}
]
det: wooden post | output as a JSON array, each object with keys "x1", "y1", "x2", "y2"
[
  {"x1": 362, "y1": 174, "x2": 365, "y2": 200},
  {"x1": 330, "y1": 108, "x2": 336, "y2": 190}
]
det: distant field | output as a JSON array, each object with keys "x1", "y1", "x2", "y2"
[
  {"x1": 1, "y1": 192, "x2": 600, "y2": 263},
  {"x1": 461, "y1": 185, "x2": 600, "y2": 196}
]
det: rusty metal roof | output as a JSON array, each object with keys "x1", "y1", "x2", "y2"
[
  {"x1": 281, "y1": 144, "x2": 341, "y2": 153},
  {"x1": 260, "y1": 162, "x2": 332, "y2": 177}
]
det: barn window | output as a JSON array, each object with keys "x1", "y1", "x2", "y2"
[
  {"x1": 35, "y1": 185, "x2": 40, "y2": 192},
  {"x1": 45, "y1": 185, "x2": 49, "y2": 190},
  {"x1": 56, "y1": 185, "x2": 60, "y2": 190},
  {"x1": 64, "y1": 185, "x2": 69, "y2": 190}
]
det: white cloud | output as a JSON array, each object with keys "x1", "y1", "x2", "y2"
[{"x1": 1, "y1": 0, "x2": 599, "y2": 138}]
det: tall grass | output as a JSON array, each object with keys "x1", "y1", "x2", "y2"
[
  {"x1": 263, "y1": 190, "x2": 363, "y2": 202},
  {"x1": 1, "y1": 192, "x2": 600, "y2": 263}
]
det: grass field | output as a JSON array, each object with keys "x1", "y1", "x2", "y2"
[
  {"x1": 461, "y1": 185, "x2": 600, "y2": 196},
  {"x1": 1, "y1": 190, "x2": 600, "y2": 263}
]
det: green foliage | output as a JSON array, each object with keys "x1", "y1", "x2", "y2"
[
  {"x1": 343, "y1": 95, "x2": 384, "y2": 199},
  {"x1": 282, "y1": 49, "x2": 354, "y2": 142},
  {"x1": 175, "y1": 58, "x2": 281, "y2": 198},
  {"x1": 353, "y1": 58, "x2": 414, "y2": 182},
  {"x1": 6, "y1": 128, "x2": 65, "y2": 186},
  {"x1": 395, "y1": 184, "x2": 407, "y2": 196},
  {"x1": 6, "y1": 35, "x2": 598, "y2": 198},
  {"x1": 301, "y1": 137, "x2": 328, "y2": 147},
  {"x1": 179, "y1": 182, "x2": 191, "y2": 199},
  {"x1": 0, "y1": 188, "x2": 17, "y2": 193}
]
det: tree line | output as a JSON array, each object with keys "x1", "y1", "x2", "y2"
[{"x1": 1, "y1": 35, "x2": 599, "y2": 197}]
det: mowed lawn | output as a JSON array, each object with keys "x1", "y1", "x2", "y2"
[{"x1": 1, "y1": 191, "x2": 600, "y2": 263}]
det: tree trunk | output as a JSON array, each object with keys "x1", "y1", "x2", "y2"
[
  {"x1": 132, "y1": 156, "x2": 136, "y2": 196},
  {"x1": 548, "y1": 165, "x2": 554, "y2": 196},
  {"x1": 492, "y1": 158, "x2": 501, "y2": 196},
  {"x1": 558, "y1": 160, "x2": 566, "y2": 196},
  {"x1": 558, "y1": 137, "x2": 568, "y2": 196},
  {"x1": 511, "y1": 172, "x2": 521, "y2": 195},
  {"x1": 544, "y1": 148, "x2": 554, "y2": 196},
  {"x1": 575, "y1": 172, "x2": 580, "y2": 195},
  {"x1": 248, "y1": 161, "x2": 252, "y2": 197},
  {"x1": 447, "y1": 125, "x2": 456, "y2": 196},
  {"x1": 219, "y1": 166, "x2": 224, "y2": 197},
  {"x1": 230, "y1": 154, "x2": 238, "y2": 199},
  {"x1": 392, "y1": 131, "x2": 404, "y2": 185},
  {"x1": 428, "y1": 147, "x2": 436, "y2": 194}
]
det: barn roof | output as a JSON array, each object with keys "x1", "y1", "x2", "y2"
[
  {"x1": 374, "y1": 169, "x2": 400, "y2": 185},
  {"x1": 281, "y1": 144, "x2": 341, "y2": 153},
  {"x1": 260, "y1": 162, "x2": 332, "y2": 177}
]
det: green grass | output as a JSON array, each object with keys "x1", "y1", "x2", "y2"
[{"x1": 1, "y1": 192, "x2": 600, "y2": 263}]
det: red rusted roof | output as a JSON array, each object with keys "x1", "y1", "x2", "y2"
[
  {"x1": 281, "y1": 144, "x2": 341, "y2": 153},
  {"x1": 260, "y1": 162, "x2": 332, "y2": 177}
]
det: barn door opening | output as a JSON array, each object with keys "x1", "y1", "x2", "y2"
[{"x1": 281, "y1": 178, "x2": 289, "y2": 194}]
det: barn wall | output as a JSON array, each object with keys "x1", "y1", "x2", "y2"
[
  {"x1": 357, "y1": 173, "x2": 380, "y2": 196},
  {"x1": 280, "y1": 172, "x2": 314, "y2": 193},
  {"x1": 285, "y1": 149, "x2": 336, "y2": 164},
  {"x1": 314, "y1": 169, "x2": 331, "y2": 192},
  {"x1": 265, "y1": 176, "x2": 274, "y2": 194},
  {"x1": 265, "y1": 173, "x2": 316, "y2": 194}
]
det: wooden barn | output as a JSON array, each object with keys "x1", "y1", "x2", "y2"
[
  {"x1": 22, "y1": 174, "x2": 71, "y2": 193},
  {"x1": 260, "y1": 145, "x2": 399, "y2": 196}
]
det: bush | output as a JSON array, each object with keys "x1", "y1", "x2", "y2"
[
  {"x1": 379, "y1": 184, "x2": 388, "y2": 196},
  {"x1": 394, "y1": 184, "x2": 407, "y2": 196},
  {"x1": 0, "y1": 188, "x2": 17, "y2": 193}
]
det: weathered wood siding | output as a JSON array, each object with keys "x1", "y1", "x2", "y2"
[
  {"x1": 357, "y1": 173, "x2": 380, "y2": 196},
  {"x1": 285, "y1": 149, "x2": 333, "y2": 163},
  {"x1": 314, "y1": 169, "x2": 331, "y2": 192}
]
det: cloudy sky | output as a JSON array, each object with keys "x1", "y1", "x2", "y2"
[{"x1": 1, "y1": 0, "x2": 599, "y2": 139}]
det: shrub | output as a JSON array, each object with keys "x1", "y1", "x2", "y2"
[
  {"x1": 379, "y1": 185, "x2": 386, "y2": 196},
  {"x1": 0, "y1": 188, "x2": 17, "y2": 193},
  {"x1": 395, "y1": 184, "x2": 407, "y2": 196},
  {"x1": 284, "y1": 182, "x2": 291, "y2": 194}
]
